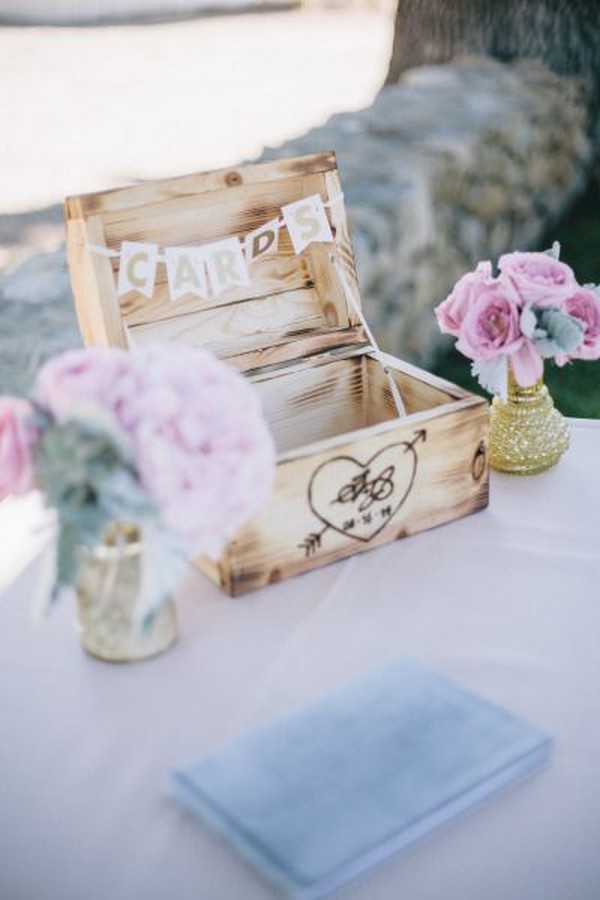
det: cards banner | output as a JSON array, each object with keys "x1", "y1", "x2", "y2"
[{"x1": 103, "y1": 194, "x2": 339, "y2": 301}]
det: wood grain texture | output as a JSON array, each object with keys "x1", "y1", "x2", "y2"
[
  {"x1": 65, "y1": 152, "x2": 366, "y2": 368},
  {"x1": 65, "y1": 212, "x2": 127, "y2": 348},
  {"x1": 194, "y1": 385, "x2": 489, "y2": 595},
  {"x1": 64, "y1": 152, "x2": 337, "y2": 217},
  {"x1": 65, "y1": 152, "x2": 490, "y2": 598}
]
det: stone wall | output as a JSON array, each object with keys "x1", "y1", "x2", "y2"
[
  {"x1": 0, "y1": 58, "x2": 592, "y2": 393},
  {"x1": 260, "y1": 57, "x2": 593, "y2": 363}
]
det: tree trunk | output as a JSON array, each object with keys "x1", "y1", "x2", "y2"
[{"x1": 385, "y1": 0, "x2": 600, "y2": 100}]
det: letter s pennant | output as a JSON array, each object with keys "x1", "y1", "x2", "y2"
[{"x1": 281, "y1": 195, "x2": 333, "y2": 255}]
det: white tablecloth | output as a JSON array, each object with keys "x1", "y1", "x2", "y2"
[{"x1": 1, "y1": 419, "x2": 599, "y2": 900}]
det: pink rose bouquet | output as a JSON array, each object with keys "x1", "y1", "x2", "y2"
[
  {"x1": 0, "y1": 345, "x2": 276, "y2": 624},
  {"x1": 435, "y1": 244, "x2": 600, "y2": 398}
]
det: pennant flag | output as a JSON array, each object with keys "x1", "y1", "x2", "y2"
[
  {"x1": 165, "y1": 247, "x2": 208, "y2": 302},
  {"x1": 101, "y1": 192, "x2": 341, "y2": 304},
  {"x1": 244, "y1": 218, "x2": 281, "y2": 264},
  {"x1": 204, "y1": 237, "x2": 250, "y2": 296},
  {"x1": 281, "y1": 194, "x2": 333, "y2": 255},
  {"x1": 117, "y1": 241, "x2": 158, "y2": 299}
]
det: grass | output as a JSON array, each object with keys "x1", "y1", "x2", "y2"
[{"x1": 429, "y1": 177, "x2": 600, "y2": 418}]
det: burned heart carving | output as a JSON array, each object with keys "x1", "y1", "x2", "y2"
[{"x1": 306, "y1": 431, "x2": 425, "y2": 546}]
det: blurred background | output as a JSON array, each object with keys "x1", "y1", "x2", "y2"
[{"x1": 0, "y1": 0, "x2": 598, "y2": 413}]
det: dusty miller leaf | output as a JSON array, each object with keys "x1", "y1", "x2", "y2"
[
  {"x1": 471, "y1": 356, "x2": 508, "y2": 399},
  {"x1": 531, "y1": 307, "x2": 584, "y2": 358},
  {"x1": 543, "y1": 241, "x2": 561, "y2": 260}
]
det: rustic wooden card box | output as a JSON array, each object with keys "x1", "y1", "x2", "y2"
[{"x1": 65, "y1": 152, "x2": 489, "y2": 595}]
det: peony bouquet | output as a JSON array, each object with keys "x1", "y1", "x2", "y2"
[
  {"x1": 0, "y1": 344, "x2": 276, "y2": 624},
  {"x1": 435, "y1": 244, "x2": 600, "y2": 399}
]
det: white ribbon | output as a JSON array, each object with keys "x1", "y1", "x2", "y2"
[{"x1": 331, "y1": 255, "x2": 406, "y2": 419}]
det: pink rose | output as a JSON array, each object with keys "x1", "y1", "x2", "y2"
[
  {"x1": 435, "y1": 261, "x2": 493, "y2": 336},
  {"x1": 499, "y1": 251, "x2": 577, "y2": 306},
  {"x1": 510, "y1": 339, "x2": 544, "y2": 387},
  {"x1": 456, "y1": 279, "x2": 524, "y2": 360},
  {"x1": 0, "y1": 397, "x2": 37, "y2": 498},
  {"x1": 560, "y1": 288, "x2": 600, "y2": 361},
  {"x1": 34, "y1": 347, "x2": 132, "y2": 422}
]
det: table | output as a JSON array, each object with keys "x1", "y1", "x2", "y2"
[{"x1": 1, "y1": 419, "x2": 599, "y2": 900}]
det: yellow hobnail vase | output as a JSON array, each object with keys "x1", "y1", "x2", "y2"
[{"x1": 489, "y1": 365, "x2": 569, "y2": 475}]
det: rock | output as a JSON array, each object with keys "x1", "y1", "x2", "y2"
[
  {"x1": 0, "y1": 248, "x2": 81, "y2": 394},
  {"x1": 260, "y1": 57, "x2": 593, "y2": 364},
  {"x1": 1, "y1": 251, "x2": 70, "y2": 305}
]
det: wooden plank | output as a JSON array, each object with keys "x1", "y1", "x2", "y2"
[
  {"x1": 127, "y1": 286, "x2": 326, "y2": 349},
  {"x1": 366, "y1": 355, "x2": 464, "y2": 413},
  {"x1": 380, "y1": 353, "x2": 472, "y2": 400},
  {"x1": 194, "y1": 398, "x2": 489, "y2": 595},
  {"x1": 255, "y1": 355, "x2": 366, "y2": 453},
  {"x1": 299, "y1": 170, "x2": 361, "y2": 332},
  {"x1": 128, "y1": 308, "x2": 367, "y2": 373},
  {"x1": 120, "y1": 243, "x2": 312, "y2": 327},
  {"x1": 65, "y1": 210, "x2": 127, "y2": 348},
  {"x1": 65, "y1": 152, "x2": 337, "y2": 218},
  {"x1": 224, "y1": 327, "x2": 368, "y2": 374},
  {"x1": 101, "y1": 175, "x2": 307, "y2": 242}
]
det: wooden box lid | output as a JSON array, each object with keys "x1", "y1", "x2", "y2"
[{"x1": 65, "y1": 152, "x2": 368, "y2": 374}]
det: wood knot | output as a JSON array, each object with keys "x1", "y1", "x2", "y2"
[
  {"x1": 472, "y1": 440, "x2": 487, "y2": 481},
  {"x1": 225, "y1": 170, "x2": 243, "y2": 187},
  {"x1": 268, "y1": 567, "x2": 283, "y2": 585}
]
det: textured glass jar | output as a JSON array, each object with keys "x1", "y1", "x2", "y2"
[
  {"x1": 489, "y1": 365, "x2": 569, "y2": 475},
  {"x1": 76, "y1": 523, "x2": 178, "y2": 662}
]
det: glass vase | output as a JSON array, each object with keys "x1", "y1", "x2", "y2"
[
  {"x1": 75, "y1": 523, "x2": 178, "y2": 662},
  {"x1": 489, "y1": 365, "x2": 569, "y2": 475}
]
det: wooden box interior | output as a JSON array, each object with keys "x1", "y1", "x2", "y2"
[
  {"x1": 65, "y1": 152, "x2": 369, "y2": 375},
  {"x1": 250, "y1": 353, "x2": 459, "y2": 455}
]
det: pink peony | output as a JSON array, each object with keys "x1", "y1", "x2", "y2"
[
  {"x1": 561, "y1": 288, "x2": 600, "y2": 361},
  {"x1": 0, "y1": 397, "x2": 37, "y2": 498},
  {"x1": 456, "y1": 278, "x2": 524, "y2": 360},
  {"x1": 34, "y1": 346, "x2": 132, "y2": 422},
  {"x1": 29, "y1": 343, "x2": 275, "y2": 556},
  {"x1": 435, "y1": 261, "x2": 493, "y2": 337},
  {"x1": 499, "y1": 251, "x2": 577, "y2": 306},
  {"x1": 119, "y1": 344, "x2": 276, "y2": 555}
]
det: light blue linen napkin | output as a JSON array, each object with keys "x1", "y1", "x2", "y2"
[{"x1": 170, "y1": 659, "x2": 551, "y2": 899}]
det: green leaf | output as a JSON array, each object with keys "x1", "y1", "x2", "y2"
[
  {"x1": 33, "y1": 410, "x2": 157, "y2": 599},
  {"x1": 471, "y1": 356, "x2": 508, "y2": 399},
  {"x1": 543, "y1": 241, "x2": 561, "y2": 260},
  {"x1": 532, "y1": 307, "x2": 584, "y2": 357}
]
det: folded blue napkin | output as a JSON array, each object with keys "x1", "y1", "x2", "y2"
[{"x1": 170, "y1": 659, "x2": 551, "y2": 899}]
